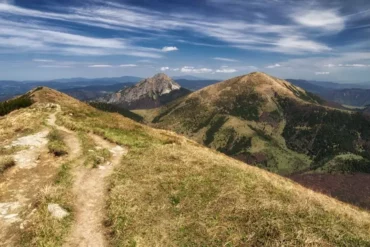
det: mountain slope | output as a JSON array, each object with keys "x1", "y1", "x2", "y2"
[
  {"x1": 287, "y1": 79, "x2": 370, "y2": 107},
  {"x1": 151, "y1": 72, "x2": 370, "y2": 176},
  {"x1": 1, "y1": 87, "x2": 370, "y2": 246},
  {"x1": 105, "y1": 73, "x2": 191, "y2": 109}
]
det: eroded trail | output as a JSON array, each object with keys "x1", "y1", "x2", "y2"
[
  {"x1": 47, "y1": 106, "x2": 128, "y2": 247},
  {"x1": 63, "y1": 134, "x2": 127, "y2": 247}
]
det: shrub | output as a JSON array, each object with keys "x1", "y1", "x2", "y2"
[
  {"x1": 0, "y1": 156, "x2": 15, "y2": 173},
  {"x1": 0, "y1": 94, "x2": 33, "y2": 116},
  {"x1": 47, "y1": 129, "x2": 68, "y2": 156}
]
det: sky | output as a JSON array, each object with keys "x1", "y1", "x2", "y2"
[{"x1": 0, "y1": 0, "x2": 369, "y2": 82}]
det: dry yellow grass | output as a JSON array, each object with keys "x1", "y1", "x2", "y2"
[{"x1": 19, "y1": 87, "x2": 370, "y2": 246}]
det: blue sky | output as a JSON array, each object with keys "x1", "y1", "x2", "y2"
[{"x1": 0, "y1": 0, "x2": 369, "y2": 82}]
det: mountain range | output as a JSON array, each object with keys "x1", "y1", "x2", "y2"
[
  {"x1": 134, "y1": 72, "x2": 370, "y2": 209},
  {"x1": 1, "y1": 85, "x2": 370, "y2": 246}
]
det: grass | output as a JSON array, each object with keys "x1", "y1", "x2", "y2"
[
  {"x1": 0, "y1": 156, "x2": 15, "y2": 174},
  {"x1": 20, "y1": 162, "x2": 74, "y2": 247},
  {"x1": 105, "y1": 138, "x2": 370, "y2": 246},
  {"x1": 23, "y1": 87, "x2": 370, "y2": 246},
  {"x1": 78, "y1": 131, "x2": 111, "y2": 168},
  {"x1": 47, "y1": 128, "x2": 68, "y2": 156}
]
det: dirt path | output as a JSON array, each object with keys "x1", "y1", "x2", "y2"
[
  {"x1": 63, "y1": 134, "x2": 127, "y2": 247},
  {"x1": 46, "y1": 105, "x2": 127, "y2": 247}
]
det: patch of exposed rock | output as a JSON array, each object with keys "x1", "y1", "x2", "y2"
[
  {"x1": 106, "y1": 73, "x2": 190, "y2": 109},
  {"x1": 47, "y1": 203, "x2": 69, "y2": 219}
]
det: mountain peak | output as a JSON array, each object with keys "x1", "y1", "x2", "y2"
[
  {"x1": 106, "y1": 73, "x2": 190, "y2": 109},
  {"x1": 136, "y1": 73, "x2": 181, "y2": 95},
  {"x1": 152, "y1": 73, "x2": 172, "y2": 80}
]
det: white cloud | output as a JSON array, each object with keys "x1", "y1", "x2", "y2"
[
  {"x1": 0, "y1": 1, "x2": 340, "y2": 56},
  {"x1": 33, "y1": 59, "x2": 54, "y2": 62},
  {"x1": 275, "y1": 36, "x2": 331, "y2": 53},
  {"x1": 266, "y1": 63, "x2": 281, "y2": 69},
  {"x1": 291, "y1": 9, "x2": 345, "y2": 32},
  {"x1": 39, "y1": 65, "x2": 72, "y2": 68},
  {"x1": 315, "y1": 71, "x2": 330, "y2": 75},
  {"x1": 216, "y1": 68, "x2": 237, "y2": 73},
  {"x1": 325, "y1": 63, "x2": 370, "y2": 68},
  {"x1": 119, "y1": 64, "x2": 137, "y2": 67},
  {"x1": 162, "y1": 46, "x2": 178, "y2": 52},
  {"x1": 213, "y1": 57, "x2": 238, "y2": 62},
  {"x1": 160, "y1": 66, "x2": 170, "y2": 71},
  {"x1": 88, "y1": 64, "x2": 113, "y2": 68},
  {"x1": 181, "y1": 66, "x2": 212, "y2": 73}
]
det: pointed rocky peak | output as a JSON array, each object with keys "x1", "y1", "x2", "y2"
[{"x1": 136, "y1": 73, "x2": 181, "y2": 96}]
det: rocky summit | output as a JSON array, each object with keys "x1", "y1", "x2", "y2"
[{"x1": 106, "y1": 73, "x2": 190, "y2": 110}]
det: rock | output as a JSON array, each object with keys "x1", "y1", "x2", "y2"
[
  {"x1": 47, "y1": 203, "x2": 69, "y2": 219},
  {"x1": 104, "y1": 73, "x2": 190, "y2": 110}
]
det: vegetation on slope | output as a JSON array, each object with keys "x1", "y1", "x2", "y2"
[
  {"x1": 279, "y1": 97, "x2": 370, "y2": 168},
  {"x1": 0, "y1": 94, "x2": 33, "y2": 116},
  {"x1": 47, "y1": 128, "x2": 69, "y2": 156},
  {"x1": 89, "y1": 102, "x2": 143, "y2": 122},
  {"x1": 78, "y1": 131, "x2": 111, "y2": 168},
  {"x1": 150, "y1": 73, "x2": 370, "y2": 176},
  {"x1": 29, "y1": 88, "x2": 370, "y2": 246},
  {"x1": 0, "y1": 156, "x2": 15, "y2": 174}
]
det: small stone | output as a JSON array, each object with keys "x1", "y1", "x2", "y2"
[
  {"x1": 98, "y1": 166, "x2": 106, "y2": 170},
  {"x1": 47, "y1": 204, "x2": 69, "y2": 219}
]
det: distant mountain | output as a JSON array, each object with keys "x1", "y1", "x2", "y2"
[
  {"x1": 49, "y1": 76, "x2": 142, "y2": 84},
  {"x1": 105, "y1": 73, "x2": 191, "y2": 109},
  {"x1": 288, "y1": 79, "x2": 370, "y2": 90},
  {"x1": 151, "y1": 72, "x2": 370, "y2": 177},
  {"x1": 320, "y1": 89, "x2": 370, "y2": 107},
  {"x1": 61, "y1": 83, "x2": 134, "y2": 101},
  {"x1": 287, "y1": 79, "x2": 370, "y2": 107},
  {"x1": 176, "y1": 79, "x2": 220, "y2": 91},
  {"x1": 172, "y1": 75, "x2": 211, "y2": 80}
]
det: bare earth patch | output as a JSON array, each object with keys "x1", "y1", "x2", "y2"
[
  {"x1": 9, "y1": 131, "x2": 49, "y2": 169},
  {"x1": 63, "y1": 134, "x2": 127, "y2": 247}
]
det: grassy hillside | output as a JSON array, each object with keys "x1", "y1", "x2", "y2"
[
  {"x1": 2, "y1": 87, "x2": 370, "y2": 246},
  {"x1": 150, "y1": 72, "x2": 370, "y2": 176}
]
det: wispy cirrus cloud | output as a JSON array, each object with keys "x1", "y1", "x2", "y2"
[
  {"x1": 88, "y1": 64, "x2": 113, "y2": 68},
  {"x1": 119, "y1": 64, "x2": 137, "y2": 67},
  {"x1": 33, "y1": 59, "x2": 54, "y2": 63},
  {"x1": 213, "y1": 57, "x2": 238, "y2": 62},
  {"x1": 0, "y1": 0, "x2": 343, "y2": 56}
]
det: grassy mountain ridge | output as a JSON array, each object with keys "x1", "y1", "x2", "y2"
[
  {"x1": 150, "y1": 72, "x2": 370, "y2": 176},
  {"x1": 1, "y1": 87, "x2": 370, "y2": 245}
]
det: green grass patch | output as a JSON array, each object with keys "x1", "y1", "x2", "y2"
[
  {"x1": 47, "y1": 129, "x2": 68, "y2": 156},
  {"x1": 89, "y1": 102, "x2": 144, "y2": 123},
  {"x1": 78, "y1": 132, "x2": 111, "y2": 168}
]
